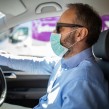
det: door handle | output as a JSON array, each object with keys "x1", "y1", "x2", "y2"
[{"x1": 4, "y1": 73, "x2": 17, "y2": 79}]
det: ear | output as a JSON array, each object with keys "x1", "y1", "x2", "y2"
[{"x1": 76, "y1": 28, "x2": 88, "y2": 41}]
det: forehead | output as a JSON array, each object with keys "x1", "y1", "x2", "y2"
[{"x1": 58, "y1": 8, "x2": 77, "y2": 24}]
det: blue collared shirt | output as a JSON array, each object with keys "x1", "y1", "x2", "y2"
[
  {"x1": 33, "y1": 48, "x2": 109, "y2": 109},
  {"x1": 0, "y1": 48, "x2": 108, "y2": 109}
]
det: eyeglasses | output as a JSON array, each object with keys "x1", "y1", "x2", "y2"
[{"x1": 56, "y1": 23, "x2": 84, "y2": 33}]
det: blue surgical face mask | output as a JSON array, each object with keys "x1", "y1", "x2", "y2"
[{"x1": 50, "y1": 33, "x2": 68, "y2": 57}]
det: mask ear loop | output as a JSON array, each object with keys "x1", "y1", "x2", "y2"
[
  {"x1": 68, "y1": 41, "x2": 78, "y2": 49},
  {"x1": 66, "y1": 29, "x2": 78, "y2": 49},
  {"x1": 62, "y1": 29, "x2": 79, "y2": 57},
  {"x1": 67, "y1": 29, "x2": 81, "y2": 49},
  {"x1": 60, "y1": 28, "x2": 82, "y2": 50},
  {"x1": 68, "y1": 28, "x2": 87, "y2": 50},
  {"x1": 60, "y1": 28, "x2": 78, "y2": 44}
]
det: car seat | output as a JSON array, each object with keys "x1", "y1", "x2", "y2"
[{"x1": 93, "y1": 29, "x2": 109, "y2": 82}]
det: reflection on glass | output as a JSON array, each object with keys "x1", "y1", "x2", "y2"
[
  {"x1": 102, "y1": 15, "x2": 109, "y2": 31},
  {"x1": 13, "y1": 27, "x2": 28, "y2": 41}
]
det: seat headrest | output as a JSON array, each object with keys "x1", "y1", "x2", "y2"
[{"x1": 93, "y1": 29, "x2": 109, "y2": 60}]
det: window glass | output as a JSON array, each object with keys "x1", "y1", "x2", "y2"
[
  {"x1": 32, "y1": 17, "x2": 59, "y2": 42},
  {"x1": 11, "y1": 27, "x2": 28, "y2": 42},
  {"x1": 0, "y1": 16, "x2": 108, "y2": 57},
  {"x1": 0, "y1": 31, "x2": 9, "y2": 42},
  {"x1": 102, "y1": 15, "x2": 109, "y2": 31},
  {"x1": 0, "y1": 17, "x2": 59, "y2": 57}
]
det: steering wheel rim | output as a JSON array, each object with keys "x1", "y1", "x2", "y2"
[{"x1": 0, "y1": 68, "x2": 7, "y2": 106}]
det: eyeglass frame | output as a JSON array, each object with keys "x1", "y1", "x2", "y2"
[{"x1": 56, "y1": 23, "x2": 84, "y2": 33}]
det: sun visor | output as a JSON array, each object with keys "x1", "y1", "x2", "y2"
[{"x1": 0, "y1": 0, "x2": 27, "y2": 16}]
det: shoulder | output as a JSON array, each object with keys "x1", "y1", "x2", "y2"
[{"x1": 66, "y1": 60, "x2": 105, "y2": 87}]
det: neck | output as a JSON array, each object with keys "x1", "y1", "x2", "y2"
[{"x1": 63, "y1": 44, "x2": 89, "y2": 59}]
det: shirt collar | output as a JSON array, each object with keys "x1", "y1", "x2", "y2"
[{"x1": 61, "y1": 48, "x2": 93, "y2": 69}]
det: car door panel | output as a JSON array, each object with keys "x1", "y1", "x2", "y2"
[{"x1": 0, "y1": 65, "x2": 50, "y2": 100}]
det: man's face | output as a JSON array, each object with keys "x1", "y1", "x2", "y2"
[
  {"x1": 57, "y1": 9, "x2": 78, "y2": 48},
  {"x1": 56, "y1": 9, "x2": 88, "y2": 50}
]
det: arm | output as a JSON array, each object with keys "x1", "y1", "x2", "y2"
[
  {"x1": 0, "y1": 54, "x2": 59, "y2": 74},
  {"x1": 62, "y1": 80, "x2": 108, "y2": 109}
]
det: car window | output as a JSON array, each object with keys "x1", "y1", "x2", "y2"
[
  {"x1": 0, "y1": 31, "x2": 9, "y2": 42},
  {"x1": 12, "y1": 27, "x2": 28, "y2": 41},
  {"x1": 0, "y1": 15, "x2": 107, "y2": 57},
  {"x1": 0, "y1": 16, "x2": 59, "y2": 57},
  {"x1": 102, "y1": 15, "x2": 109, "y2": 31}
]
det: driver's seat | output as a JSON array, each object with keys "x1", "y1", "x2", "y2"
[{"x1": 93, "y1": 29, "x2": 109, "y2": 83}]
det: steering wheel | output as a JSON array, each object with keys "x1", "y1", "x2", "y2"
[{"x1": 0, "y1": 68, "x2": 7, "y2": 106}]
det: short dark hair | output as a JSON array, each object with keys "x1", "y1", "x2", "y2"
[{"x1": 67, "y1": 3, "x2": 102, "y2": 46}]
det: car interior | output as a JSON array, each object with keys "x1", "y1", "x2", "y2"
[
  {"x1": 0, "y1": 0, "x2": 109, "y2": 108},
  {"x1": 93, "y1": 29, "x2": 109, "y2": 85}
]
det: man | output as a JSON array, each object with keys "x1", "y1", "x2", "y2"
[{"x1": 0, "y1": 3, "x2": 109, "y2": 109}]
